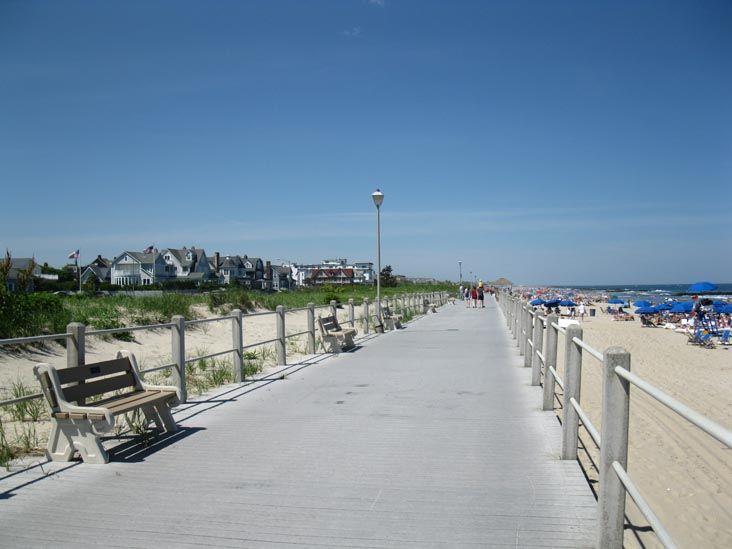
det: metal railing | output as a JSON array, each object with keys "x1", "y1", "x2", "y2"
[
  {"x1": 0, "y1": 291, "x2": 449, "y2": 408},
  {"x1": 498, "y1": 289, "x2": 732, "y2": 549}
]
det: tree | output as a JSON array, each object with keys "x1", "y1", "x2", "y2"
[{"x1": 379, "y1": 265, "x2": 398, "y2": 287}]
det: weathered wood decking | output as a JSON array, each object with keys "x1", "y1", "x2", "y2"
[{"x1": 0, "y1": 299, "x2": 596, "y2": 548}]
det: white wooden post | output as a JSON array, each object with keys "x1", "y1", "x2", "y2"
[
  {"x1": 348, "y1": 298, "x2": 355, "y2": 327},
  {"x1": 231, "y1": 309, "x2": 243, "y2": 383},
  {"x1": 542, "y1": 313, "x2": 559, "y2": 410},
  {"x1": 597, "y1": 347, "x2": 631, "y2": 549},
  {"x1": 276, "y1": 305, "x2": 286, "y2": 366},
  {"x1": 307, "y1": 302, "x2": 316, "y2": 354},
  {"x1": 562, "y1": 324, "x2": 583, "y2": 460},
  {"x1": 531, "y1": 311, "x2": 543, "y2": 384},
  {"x1": 171, "y1": 315, "x2": 186, "y2": 403},
  {"x1": 363, "y1": 298, "x2": 370, "y2": 334}
]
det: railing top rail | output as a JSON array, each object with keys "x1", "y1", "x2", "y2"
[
  {"x1": 243, "y1": 310, "x2": 277, "y2": 318},
  {"x1": 614, "y1": 366, "x2": 732, "y2": 448},
  {"x1": 185, "y1": 348, "x2": 235, "y2": 363},
  {"x1": 0, "y1": 392, "x2": 43, "y2": 407},
  {"x1": 0, "y1": 333, "x2": 69, "y2": 346},
  {"x1": 572, "y1": 336, "x2": 604, "y2": 362}
]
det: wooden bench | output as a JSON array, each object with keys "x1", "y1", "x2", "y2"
[
  {"x1": 33, "y1": 350, "x2": 180, "y2": 464},
  {"x1": 382, "y1": 305, "x2": 403, "y2": 330},
  {"x1": 423, "y1": 298, "x2": 438, "y2": 314},
  {"x1": 318, "y1": 315, "x2": 357, "y2": 353}
]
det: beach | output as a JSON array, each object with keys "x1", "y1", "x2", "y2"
[{"x1": 552, "y1": 303, "x2": 732, "y2": 548}]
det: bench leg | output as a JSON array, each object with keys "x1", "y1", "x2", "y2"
[
  {"x1": 46, "y1": 420, "x2": 75, "y2": 462},
  {"x1": 325, "y1": 335, "x2": 341, "y2": 354},
  {"x1": 153, "y1": 403, "x2": 179, "y2": 433},
  {"x1": 342, "y1": 333, "x2": 356, "y2": 349},
  {"x1": 384, "y1": 318, "x2": 395, "y2": 331},
  {"x1": 394, "y1": 319, "x2": 403, "y2": 329},
  {"x1": 142, "y1": 405, "x2": 163, "y2": 431},
  {"x1": 60, "y1": 421, "x2": 109, "y2": 464}
]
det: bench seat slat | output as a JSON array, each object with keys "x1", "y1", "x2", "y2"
[
  {"x1": 106, "y1": 390, "x2": 174, "y2": 415},
  {"x1": 56, "y1": 357, "x2": 132, "y2": 384},
  {"x1": 62, "y1": 372, "x2": 137, "y2": 403}
]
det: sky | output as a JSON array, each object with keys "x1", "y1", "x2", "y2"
[{"x1": 1, "y1": 0, "x2": 730, "y2": 285}]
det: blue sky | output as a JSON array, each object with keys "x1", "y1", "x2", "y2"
[{"x1": 1, "y1": 0, "x2": 730, "y2": 285}]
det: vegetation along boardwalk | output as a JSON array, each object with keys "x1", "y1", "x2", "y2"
[{"x1": 0, "y1": 298, "x2": 596, "y2": 548}]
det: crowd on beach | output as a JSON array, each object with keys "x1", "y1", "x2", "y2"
[{"x1": 509, "y1": 287, "x2": 732, "y2": 349}]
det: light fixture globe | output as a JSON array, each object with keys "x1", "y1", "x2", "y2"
[{"x1": 371, "y1": 189, "x2": 384, "y2": 208}]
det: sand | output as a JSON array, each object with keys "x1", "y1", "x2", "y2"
[{"x1": 551, "y1": 303, "x2": 732, "y2": 548}]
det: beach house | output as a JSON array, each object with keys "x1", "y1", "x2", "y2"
[
  {"x1": 160, "y1": 247, "x2": 212, "y2": 282},
  {"x1": 110, "y1": 251, "x2": 174, "y2": 286},
  {"x1": 80, "y1": 256, "x2": 112, "y2": 285},
  {"x1": 4, "y1": 257, "x2": 42, "y2": 291}
]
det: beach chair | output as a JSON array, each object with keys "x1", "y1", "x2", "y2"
[
  {"x1": 34, "y1": 351, "x2": 180, "y2": 464},
  {"x1": 687, "y1": 328, "x2": 715, "y2": 349},
  {"x1": 640, "y1": 316, "x2": 657, "y2": 328}
]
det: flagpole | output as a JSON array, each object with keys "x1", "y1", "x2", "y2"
[{"x1": 77, "y1": 252, "x2": 81, "y2": 293}]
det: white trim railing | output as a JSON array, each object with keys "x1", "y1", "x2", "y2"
[
  {"x1": 497, "y1": 289, "x2": 731, "y2": 549},
  {"x1": 0, "y1": 291, "x2": 449, "y2": 407}
]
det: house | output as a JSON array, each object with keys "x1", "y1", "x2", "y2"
[
  {"x1": 214, "y1": 254, "x2": 264, "y2": 286},
  {"x1": 269, "y1": 264, "x2": 292, "y2": 291},
  {"x1": 161, "y1": 247, "x2": 212, "y2": 281},
  {"x1": 5, "y1": 257, "x2": 42, "y2": 291},
  {"x1": 80, "y1": 256, "x2": 112, "y2": 285},
  {"x1": 110, "y1": 251, "x2": 174, "y2": 286},
  {"x1": 307, "y1": 267, "x2": 355, "y2": 285},
  {"x1": 291, "y1": 259, "x2": 374, "y2": 287}
]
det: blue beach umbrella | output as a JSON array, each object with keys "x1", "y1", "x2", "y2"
[
  {"x1": 608, "y1": 297, "x2": 625, "y2": 305},
  {"x1": 634, "y1": 300, "x2": 652, "y2": 307},
  {"x1": 560, "y1": 300, "x2": 577, "y2": 307},
  {"x1": 655, "y1": 302, "x2": 673, "y2": 311},
  {"x1": 634, "y1": 306, "x2": 657, "y2": 315},
  {"x1": 713, "y1": 301, "x2": 730, "y2": 313},
  {"x1": 543, "y1": 299, "x2": 561, "y2": 308},
  {"x1": 670, "y1": 302, "x2": 693, "y2": 313},
  {"x1": 720, "y1": 304, "x2": 732, "y2": 314},
  {"x1": 687, "y1": 281, "x2": 717, "y2": 293},
  {"x1": 530, "y1": 298, "x2": 545, "y2": 306}
]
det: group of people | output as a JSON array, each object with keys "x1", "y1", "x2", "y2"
[{"x1": 458, "y1": 283, "x2": 494, "y2": 308}]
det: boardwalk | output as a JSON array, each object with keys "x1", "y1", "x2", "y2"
[{"x1": 0, "y1": 299, "x2": 596, "y2": 548}]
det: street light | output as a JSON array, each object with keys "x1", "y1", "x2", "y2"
[
  {"x1": 458, "y1": 261, "x2": 462, "y2": 285},
  {"x1": 372, "y1": 189, "x2": 384, "y2": 320}
]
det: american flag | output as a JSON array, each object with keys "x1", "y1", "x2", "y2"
[
  {"x1": 143, "y1": 245, "x2": 154, "y2": 254},
  {"x1": 67, "y1": 249, "x2": 79, "y2": 260}
]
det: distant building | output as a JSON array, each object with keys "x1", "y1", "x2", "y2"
[
  {"x1": 80, "y1": 256, "x2": 112, "y2": 285},
  {"x1": 161, "y1": 247, "x2": 212, "y2": 281},
  {"x1": 110, "y1": 251, "x2": 174, "y2": 286},
  {"x1": 213, "y1": 254, "x2": 264, "y2": 287},
  {"x1": 292, "y1": 259, "x2": 373, "y2": 287},
  {"x1": 5, "y1": 258, "x2": 42, "y2": 291},
  {"x1": 270, "y1": 264, "x2": 293, "y2": 291}
]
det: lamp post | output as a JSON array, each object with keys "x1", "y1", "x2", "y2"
[
  {"x1": 372, "y1": 189, "x2": 384, "y2": 319},
  {"x1": 458, "y1": 261, "x2": 462, "y2": 285}
]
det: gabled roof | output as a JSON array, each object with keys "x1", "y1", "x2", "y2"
[
  {"x1": 163, "y1": 248, "x2": 207, "y2": 268},
  {"x1": 6, "y1": 258, "x2": 39, "y2": 279},
  {"x1": 114, "y1": 251, "x2": 158, "y2": 265}
]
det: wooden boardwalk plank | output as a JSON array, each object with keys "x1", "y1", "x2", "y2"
[{"x1": 0, "y1": 299, "x2": 596, "y2": 547}]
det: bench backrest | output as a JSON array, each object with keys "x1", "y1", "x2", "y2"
[
  {"x1": 318, "y1": 315, "x2": 341, "y2": 335},
  {"x1": 383, "y1": 306, "x2": 393, "y2": 318},
  {"x1": 48, "y1": 357, "x2": 140, "y2": 405}
]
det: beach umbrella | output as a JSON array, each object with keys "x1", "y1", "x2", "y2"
[
  {"x1": 543, "y1": 299, "x2": 561, "y2": 308},
  {"x1": 634, "y1": 300, "x2": 652, "y2": 307},
  {"x1": 530, "y1": 298, "x2": 545, "y2": 306},
  {"x1": 560, "y1": 300, "x2": 577, "y2": 307},
  {"x1": 655, "y1": 302, "x2": 673, "y2": 311},
  {"x1": 720, "y1": 304, "x2": 732, "y2": 314},
  {"x1": 634, "y1": 306, "x2": 657, "y2": 315},
  {"x1": 608, "y1": 297, "x2": 625, "y2": 305},
  {"x1": 670, "y1": 302, "x2": 693, "y2": 313},
  {"x1": 687, "y1": 281, "x2": 717, "y2": 293},
  {"x1": 713, "y1": 301, "x2": 730, "y2": 313}
]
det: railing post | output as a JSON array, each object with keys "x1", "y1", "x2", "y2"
[
  {"x1": 330, "y1": 299, "x2": 337, "y2": 319},
  {"x1": 519, "y1": 303, "x2": 526, "y2": 355},
  {"x1": 561, "y1": 324, "x2": 583, "y2": 460},
  {"x1": 276, "y1": 305, "x2": 286, "y2": 366},
  {"x1": 65, "y1": 322, "x2": 86, "y2": 404},
  {"x1": 231, "y1": 309, "x2": 243, "y2": 383},
  {"x1": 597, "y1": 347, "x2": 631, "y2": 549},
  {"x1": 171, "y1": 315, "x2": 187, "y2": 403},
  {"x1": 524, "y1": 308, "x2": 533, "y2": 367},
  {"x1": 531, "y1": 311, "x2": 543, "y2": 384},
  {"x1": 542, "y1": 313, "x2": 559, "y2": 410},
  {"x1": 363, "y1": 297, "x2": 370, "y2": 334},
  {"x1": 307, "y1": 302, "x2": 316, "y2": 354},
  {"x1": 66, "y1": 322, "x2": 85, "y2": 369},
  {"x1": 348, "y1": 298, "x2": 355, "y2": 327}
]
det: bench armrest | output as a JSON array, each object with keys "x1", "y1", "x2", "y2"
[{"x1": 116, "y1": 350, "x2": 182, "y2": 403}]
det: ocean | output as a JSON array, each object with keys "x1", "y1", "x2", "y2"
[{"x1": 550, "y1": 283, "x2": 732, "y2": 302}]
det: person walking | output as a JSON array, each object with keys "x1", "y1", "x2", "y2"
[
  {"x1": 477, "y1": 285, "x2": 485, "y2": 308},
  {"x1": 470, "y1": 286, "x2": 478, "y2": 308},
  {"x1": 578, "y1": 301, "x2": 586, "y2": 321}
]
